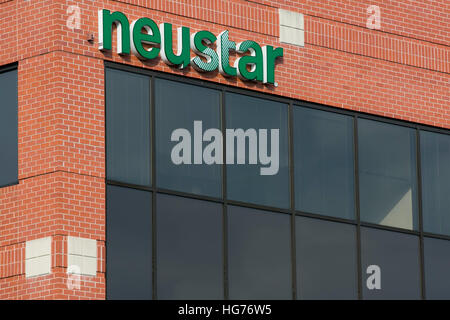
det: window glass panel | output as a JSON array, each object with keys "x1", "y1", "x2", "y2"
[
  {"x1": 226, "y1": 93, "x2": 289, "y2": 208},
  {"x1": 294, "y1": 106, "x2": 354, "y2": 219},
  {"x1": 0, "y1": 69, "x2": 18, "y2": 187},
  {"x1": 106, "y1": 68, "x2": 151, "y2": 186},
  {"x1": 155, "y1": 79, "x2": 221, "y2": 198},
  {"x1": 156, "y1": 194, "x2": 222, "y2": 299},
  {"x1": 361, "y1": 227, "x2": 421, "y2": 299},
  {"x1": 420, "y1": 131, "x2": 450, "y2": 236},
  {"x1": 358, "y1": 119, "x2": 418, "y2": 230},
  {"x1": 424, "y1": 237, "x2": 450, "y2": 299},
  {"x1": 106, "y1": 185, "x2": 152, "y2": 299},
  {"x1": 296, "y1": 216, "x2": 357, "y2": 299},
  {"x1": 228, "y1": 206, "x2": 291, "y2": 299}
]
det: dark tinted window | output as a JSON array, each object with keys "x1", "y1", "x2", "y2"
[
  {"x1": 155, "y1": 79, "x2": 221, "y2": 198},
  {"x1": 294, "y1": 107, "x2": 354, "y2": 219},
  {"x1": 156, "y1": 194, "x2": 223, "y2": 299},
  {"x1": 296, "y1": 216, "x2": 357, "y2": 299},
  {"x1": 358, "y1": 119, "x2": 418, "y2": 230},
  {"x1": 106, "y1": 185, "x2": 152, "y2": 299},
  {"x1": 226, "y1": 93, "x2": 289, "y2": 208},
  {"x1": 106, "y1": 68, "x2": 151, "y2": 186},
  {"x1": 420, "y1": 131, "x2": 450, "y2": 236},
  {"x1": 228, "y1": 206, "x2": 291, "y2": 299},
  {"x1": 424, "y1": 237, "x2": 450, "y2": 299},
  {"x1": 0, "y1": 68, "x2": 18, "y2": 187},
  {"x1": 361, "y1": 227, "x2": 421, "y2": 299}
]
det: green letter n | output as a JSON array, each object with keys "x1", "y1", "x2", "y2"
[{"x1": 98, "y1": 9, "x2": 130, "y2": 55}]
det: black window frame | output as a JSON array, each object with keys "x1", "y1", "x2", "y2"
[
  {"x1": 357, "y1": 117, "x2": 419, "y2": 231},
  {"x1": 104, "y1": 61, "x2": 450, "y2": 300},
  {"x1": 0, "y1": 63, "x2": 19, "y2": 189},
  {"x1": 419, "y1": 130, "x2": 450, "y2": 237}
]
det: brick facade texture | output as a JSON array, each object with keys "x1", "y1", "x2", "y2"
[{"x1": 0, "y1": 0, "x2": 448, "y2": 299}]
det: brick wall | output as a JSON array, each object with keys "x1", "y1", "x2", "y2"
[{"x1": 0, "y1": 0, "x2": 448, "y2": 299}]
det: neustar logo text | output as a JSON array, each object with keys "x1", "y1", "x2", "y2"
[{"x1": 98, "y1": 9, "x2": 284, "y2": 85}]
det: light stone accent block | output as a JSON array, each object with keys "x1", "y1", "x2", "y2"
[
  {"x1": 279, "y1": 9, "x2": 304, "y2": 30},
  {"x1": 67, "y1": 236, "x2": 97, "y2": 276},
  {"x1": 279, "y1": 9, "x2": 305, "y2": 47},
  {"x1": 25, "y1": 237, "x2": 52, "y2": 278}
]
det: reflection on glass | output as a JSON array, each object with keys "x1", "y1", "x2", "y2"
[
  {"x1": 106, "y1": 185, "x2": 152, "y2": 299},
  {"x1": 0, "y1": 69, "x2": 18, "y2": 187},
  {"x1": 155, "y1": 78, "x2": 222, "y2": 198},
  {"x1": 296, "y1": 216, "x2": 357, "y2": 299},
  {"x1": 421, "y1": 131, "x2": 450, "y2": 236},
  {"x1": 424, "y1": 237, "x2": 450, "y2": 299},
  {"x1": 106, "y1": 68, "x2": 151, "y2": 186},
  {"x1": 294, "y1": 106, "x2": 355, "y2": 219},
  {"x1": 226, "y1": 93, "x2": 289, "y2": 208},
  {"x1": 358, "y1": 119, "x2": 418, "y2": 230},
  {"x1": 228, "y1": 206, "x2": 291, "y2": 299},
  {"x1": 361, "y1": 227, "x2": 421, "y2": 299},
  {"x1": 156, "y1": 194, "x2": 223, "y2": 299}
]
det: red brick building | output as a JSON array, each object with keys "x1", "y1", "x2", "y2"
[{"x1": 0, "y1": 0, "x2": 449, "y2": 300}]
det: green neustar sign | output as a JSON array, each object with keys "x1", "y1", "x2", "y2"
[{"x1": 98, "y1": 9, "x2": 284, "y2": 85}]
